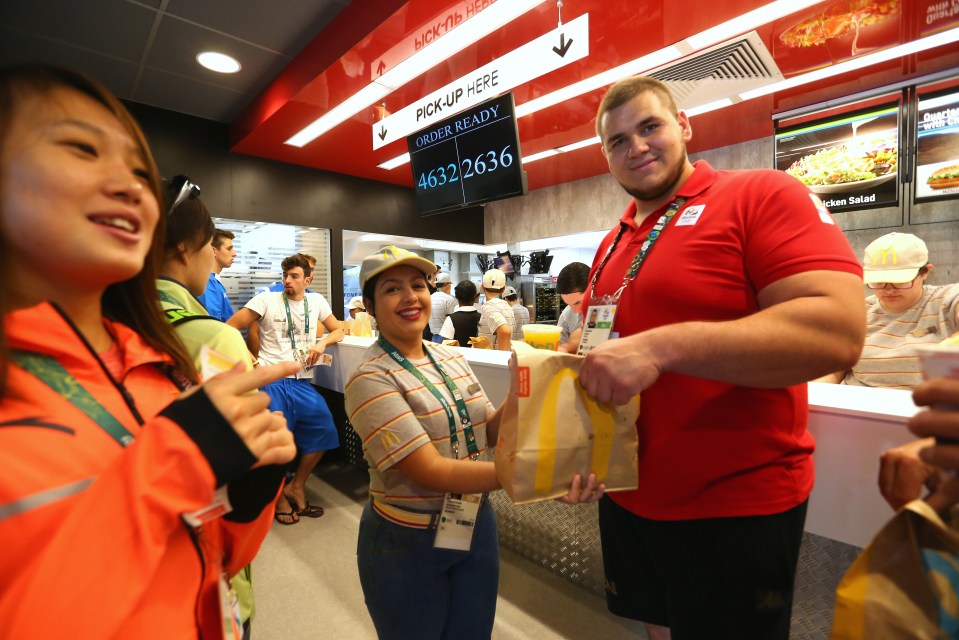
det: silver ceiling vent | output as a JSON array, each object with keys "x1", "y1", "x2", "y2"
[{"x1": 646, "y1": 31, "x2": 784, "y2": 110}]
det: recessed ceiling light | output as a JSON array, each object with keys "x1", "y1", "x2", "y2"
[{"x1": 196, "y1": 51, "x2": 241, "y2": 74}]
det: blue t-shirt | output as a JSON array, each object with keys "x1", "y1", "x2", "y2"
[{"x1": 197, "y1": 273, "x2": 235, "y2": 322}]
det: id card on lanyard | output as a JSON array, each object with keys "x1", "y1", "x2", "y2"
[
  {"x1": 378, "y1": 337, "x2": 483, "y2": 551},
  {"x1": 577, "y1": 196, "x2": 687, "y2": 356},
  {"x1": 284, "y1": 295, "x2": 316, "y2": 373}
]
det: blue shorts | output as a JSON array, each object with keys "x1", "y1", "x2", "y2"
[{"x1": 263, "y1": 378, "x2": 339, "y2": 453}]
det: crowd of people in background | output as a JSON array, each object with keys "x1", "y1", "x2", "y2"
[{"x1": 6, "y1": 61, "x2": 959, "y2": 640}]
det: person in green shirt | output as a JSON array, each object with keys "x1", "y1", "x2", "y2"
[{"x1": 159, "y1": 175, "x2": 267, "y2": 640}]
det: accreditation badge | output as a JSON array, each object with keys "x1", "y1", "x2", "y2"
[
  {"x1": 576, "y1": 303, "x2": 618, "y2": 356},
  {"x1": 218, "y1": 571, "x2": 243, "y2": 640},
  {"x1": 434, "y1": 492, "x2": 482, "y2": 551}
]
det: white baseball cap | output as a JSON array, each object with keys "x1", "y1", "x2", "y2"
[
  {"x1": 347, "y1": 296, "x2": 365, "y2": 310},
  {"x1": 862, "y1": 232, "x2": 929, "y2": 284},
  {"x1": 435, "y1": 272, "x2": 452, "y2": 284},
  {"x1": 482, "y1": 269, "x2": 506, "y2": 289},
  {"x1": 503, "y1": 286, "x2": 517, "y2": 297}
]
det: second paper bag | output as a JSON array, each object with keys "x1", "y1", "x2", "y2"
[{"x1": 495, "y1": 341, "x2": 640, "y2": 504}]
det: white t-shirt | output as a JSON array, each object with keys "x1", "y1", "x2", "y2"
[
  {"x1": 478, "y1": 297, "x2": 514, "y2": 348},
  {"x1": 245, "y1": 291, "x2": 333, "y2": 377}
]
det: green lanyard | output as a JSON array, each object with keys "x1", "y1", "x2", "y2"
[
  {"x1": 378, "y1": 337, "x2": 479, "y2": 460},
  {"x1": 12, "y1": 350, "x2": 135, "y2": 447},
  {"x1": 588, "y1": 196, "x2": 687, "y2": 301},
  {"x1": 283, "y1": 295, "x2": 310, "y2": 352}
]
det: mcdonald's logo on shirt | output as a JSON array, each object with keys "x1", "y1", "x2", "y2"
[{"x1": 379, "y1": 429, "x2": 401, "y2": 450}]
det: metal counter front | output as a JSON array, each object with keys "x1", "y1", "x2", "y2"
[{"x1": 313, "y1": 337, "x2": 920, "y2": 637}]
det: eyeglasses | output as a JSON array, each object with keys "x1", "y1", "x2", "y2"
[
  {"x1": 866, "y1": 271, "x2": 925, "y2": 290},
  {"x1": 167, "y1": 174, "x2": 201, "y2": 217}
]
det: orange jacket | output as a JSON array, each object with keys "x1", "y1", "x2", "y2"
[{"x1": 0, "y1": 303, "x2": 282, "y2": 639}]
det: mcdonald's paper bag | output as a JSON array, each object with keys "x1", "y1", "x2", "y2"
[
  {"x1": 495, "y1": 341, "x2": 639, "y2": 504},
  {"x1": 832, "y1": 499, "x2": 959, "y2": 639}
]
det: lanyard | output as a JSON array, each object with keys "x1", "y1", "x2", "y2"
[
  {"x1": 12, "y1": 350, "x2": 135, "y2": 447},
  {"x1": 283, "y1": 295, "x2": 310, "y2": 352},
  {"x1": 588, "y1": 196, "x2": 687, "y2": 301},
  {"x1": 378, "y1": 337, "x2": 479, "y2": 459}
]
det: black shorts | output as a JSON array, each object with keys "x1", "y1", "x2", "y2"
[{"x1": 598, "y1": 496, "x2": 807, "y2": 640}]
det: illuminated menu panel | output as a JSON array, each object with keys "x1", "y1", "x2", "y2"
[
  {"x1": 775, "y1": 103, "x2": 900, "y2": 214},
  {"x1": 915, "y1": 87, "x2": 959, "y2": 202}
]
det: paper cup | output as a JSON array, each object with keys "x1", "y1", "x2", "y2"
[
  {"x1": 916, "y1": 341, "x2": 959, "y2": 443},
  {"x1": 916, "y1": 343, "x2": 959, "y2": 381},
  {"x1": 522, "y1": 324, "x2": 562, "y2": 350}
]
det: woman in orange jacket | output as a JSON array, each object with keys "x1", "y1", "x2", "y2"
[{"x1": 0, "y1": 64, "x2": 298, "y2": 639}]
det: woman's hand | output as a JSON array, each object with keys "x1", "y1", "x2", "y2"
[
  {"x1": 555, "y1": 473, "x2": 606, "y2": 504},
  {"x1": 186, "y1": 362, "x2": 299, "y2": 466}
]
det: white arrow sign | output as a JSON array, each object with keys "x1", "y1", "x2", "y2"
[{"x1": 372, "y1": 13, "x2": 589, "y2": 151}]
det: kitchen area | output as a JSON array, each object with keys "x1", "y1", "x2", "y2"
[{"x1": 340, "y1": 228, "x2": 606, "y2": 325}]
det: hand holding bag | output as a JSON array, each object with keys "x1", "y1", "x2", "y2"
[{"x1": 495, "y1": 342, "x2": 639, "y2": 504}]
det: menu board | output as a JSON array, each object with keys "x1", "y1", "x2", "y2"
[
  {"x1": 775, "y1": 102, "x2": 900, "y2": 214},
  {"x1": 407, "y1": 92, "x2": 527, "y2": 216},
  {"x1": 915, "y1": 86, "x2": 959, "y2": 202}
]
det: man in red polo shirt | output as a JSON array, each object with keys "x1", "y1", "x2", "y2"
[{"x1": 574, "y1": 76, "x2": 865, "y2": 640}]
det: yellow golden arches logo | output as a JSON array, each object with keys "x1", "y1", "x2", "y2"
[
  {"x1": 872, "y1": 247, "x2": 898, "y2": 266},
  {"x1": 535, "y1": 368, "x2": 617, "y2": 496},
  {"x1": 381, "y1": 246, "x2": 406, "y2": 261},
  {"x1": 379, "y1": 429, "x2": 401, "y2": 450}
]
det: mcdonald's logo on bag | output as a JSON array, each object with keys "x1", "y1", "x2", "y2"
[
  {"x1": 535, "y1": 368, "x2": 617, "y2": 496},
  {"x1": 517, "y1": 366, "x2": 530, "y2": 398}
]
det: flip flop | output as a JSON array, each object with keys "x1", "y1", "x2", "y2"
[
  {"x1": 274, "y1": 507, "x2": 299, "y2": 525},
  {"x1": 294, "y1": 501, "x2": 324, "y2": 518}
]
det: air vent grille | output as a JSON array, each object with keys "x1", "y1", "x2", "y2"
[{"x1": 646, "y1": 31, "x2": 783, "y2": 110}]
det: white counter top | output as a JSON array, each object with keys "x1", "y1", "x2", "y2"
[{"x1": 315, "y1": 340, "x2": 922, "y2": 548}]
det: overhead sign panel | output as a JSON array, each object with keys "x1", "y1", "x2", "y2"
[{"x1": 372, "y1": 13, "x2": 589, "y2": 150}]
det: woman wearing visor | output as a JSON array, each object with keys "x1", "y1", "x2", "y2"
[{"x1": 344, "y1": 246, "x2": 604, "y2": 640}]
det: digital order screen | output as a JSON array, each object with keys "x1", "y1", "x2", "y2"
[{"x1": 407, "y1": 92, "x2": 525, "y2": 215}]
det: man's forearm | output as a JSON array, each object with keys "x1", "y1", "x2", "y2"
[{"x1": 642, "y1": 295, "x2": 863, "y2": 387}]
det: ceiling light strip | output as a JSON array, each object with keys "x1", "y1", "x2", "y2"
[
  {"x1": 286, "y1": 0, "x2": 545, "y2": 148},
  {"x1": 523, "y1": 27, "x2": 959, "y2": 165}
]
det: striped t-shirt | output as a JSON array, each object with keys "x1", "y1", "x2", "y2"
[
  {"x1": 843, "y1": 284, "x2": 959, "y2": 388},
  {"x1": 344, "y1": 341, "x2": 494, "y2": 511},
  {"x1": 478, "y1": 297, "x2": 514, "y2": 348}
]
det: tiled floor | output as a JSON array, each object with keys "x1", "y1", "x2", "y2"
[
  {"x1": 252, "y1": 463, "x2": 646, "y2": 639},
  {"x1": 252, "y1": 462, "x2": 856, "y2": 639}
]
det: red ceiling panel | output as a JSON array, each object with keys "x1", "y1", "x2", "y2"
[{"x1": 231, "y1": 0, "x2": 959, "y2": 193}]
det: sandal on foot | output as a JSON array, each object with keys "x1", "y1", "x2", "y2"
[
  {"x1": 274, "y1": 508, "x2": 299, "y2": 525},
  {"x1": 295, "y1": 501, "x2": 324, "y2": 518}
]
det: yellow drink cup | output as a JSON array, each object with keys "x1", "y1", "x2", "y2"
[{"x1": 522, "y1": 324, "x2": 562, "y2": 350}]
